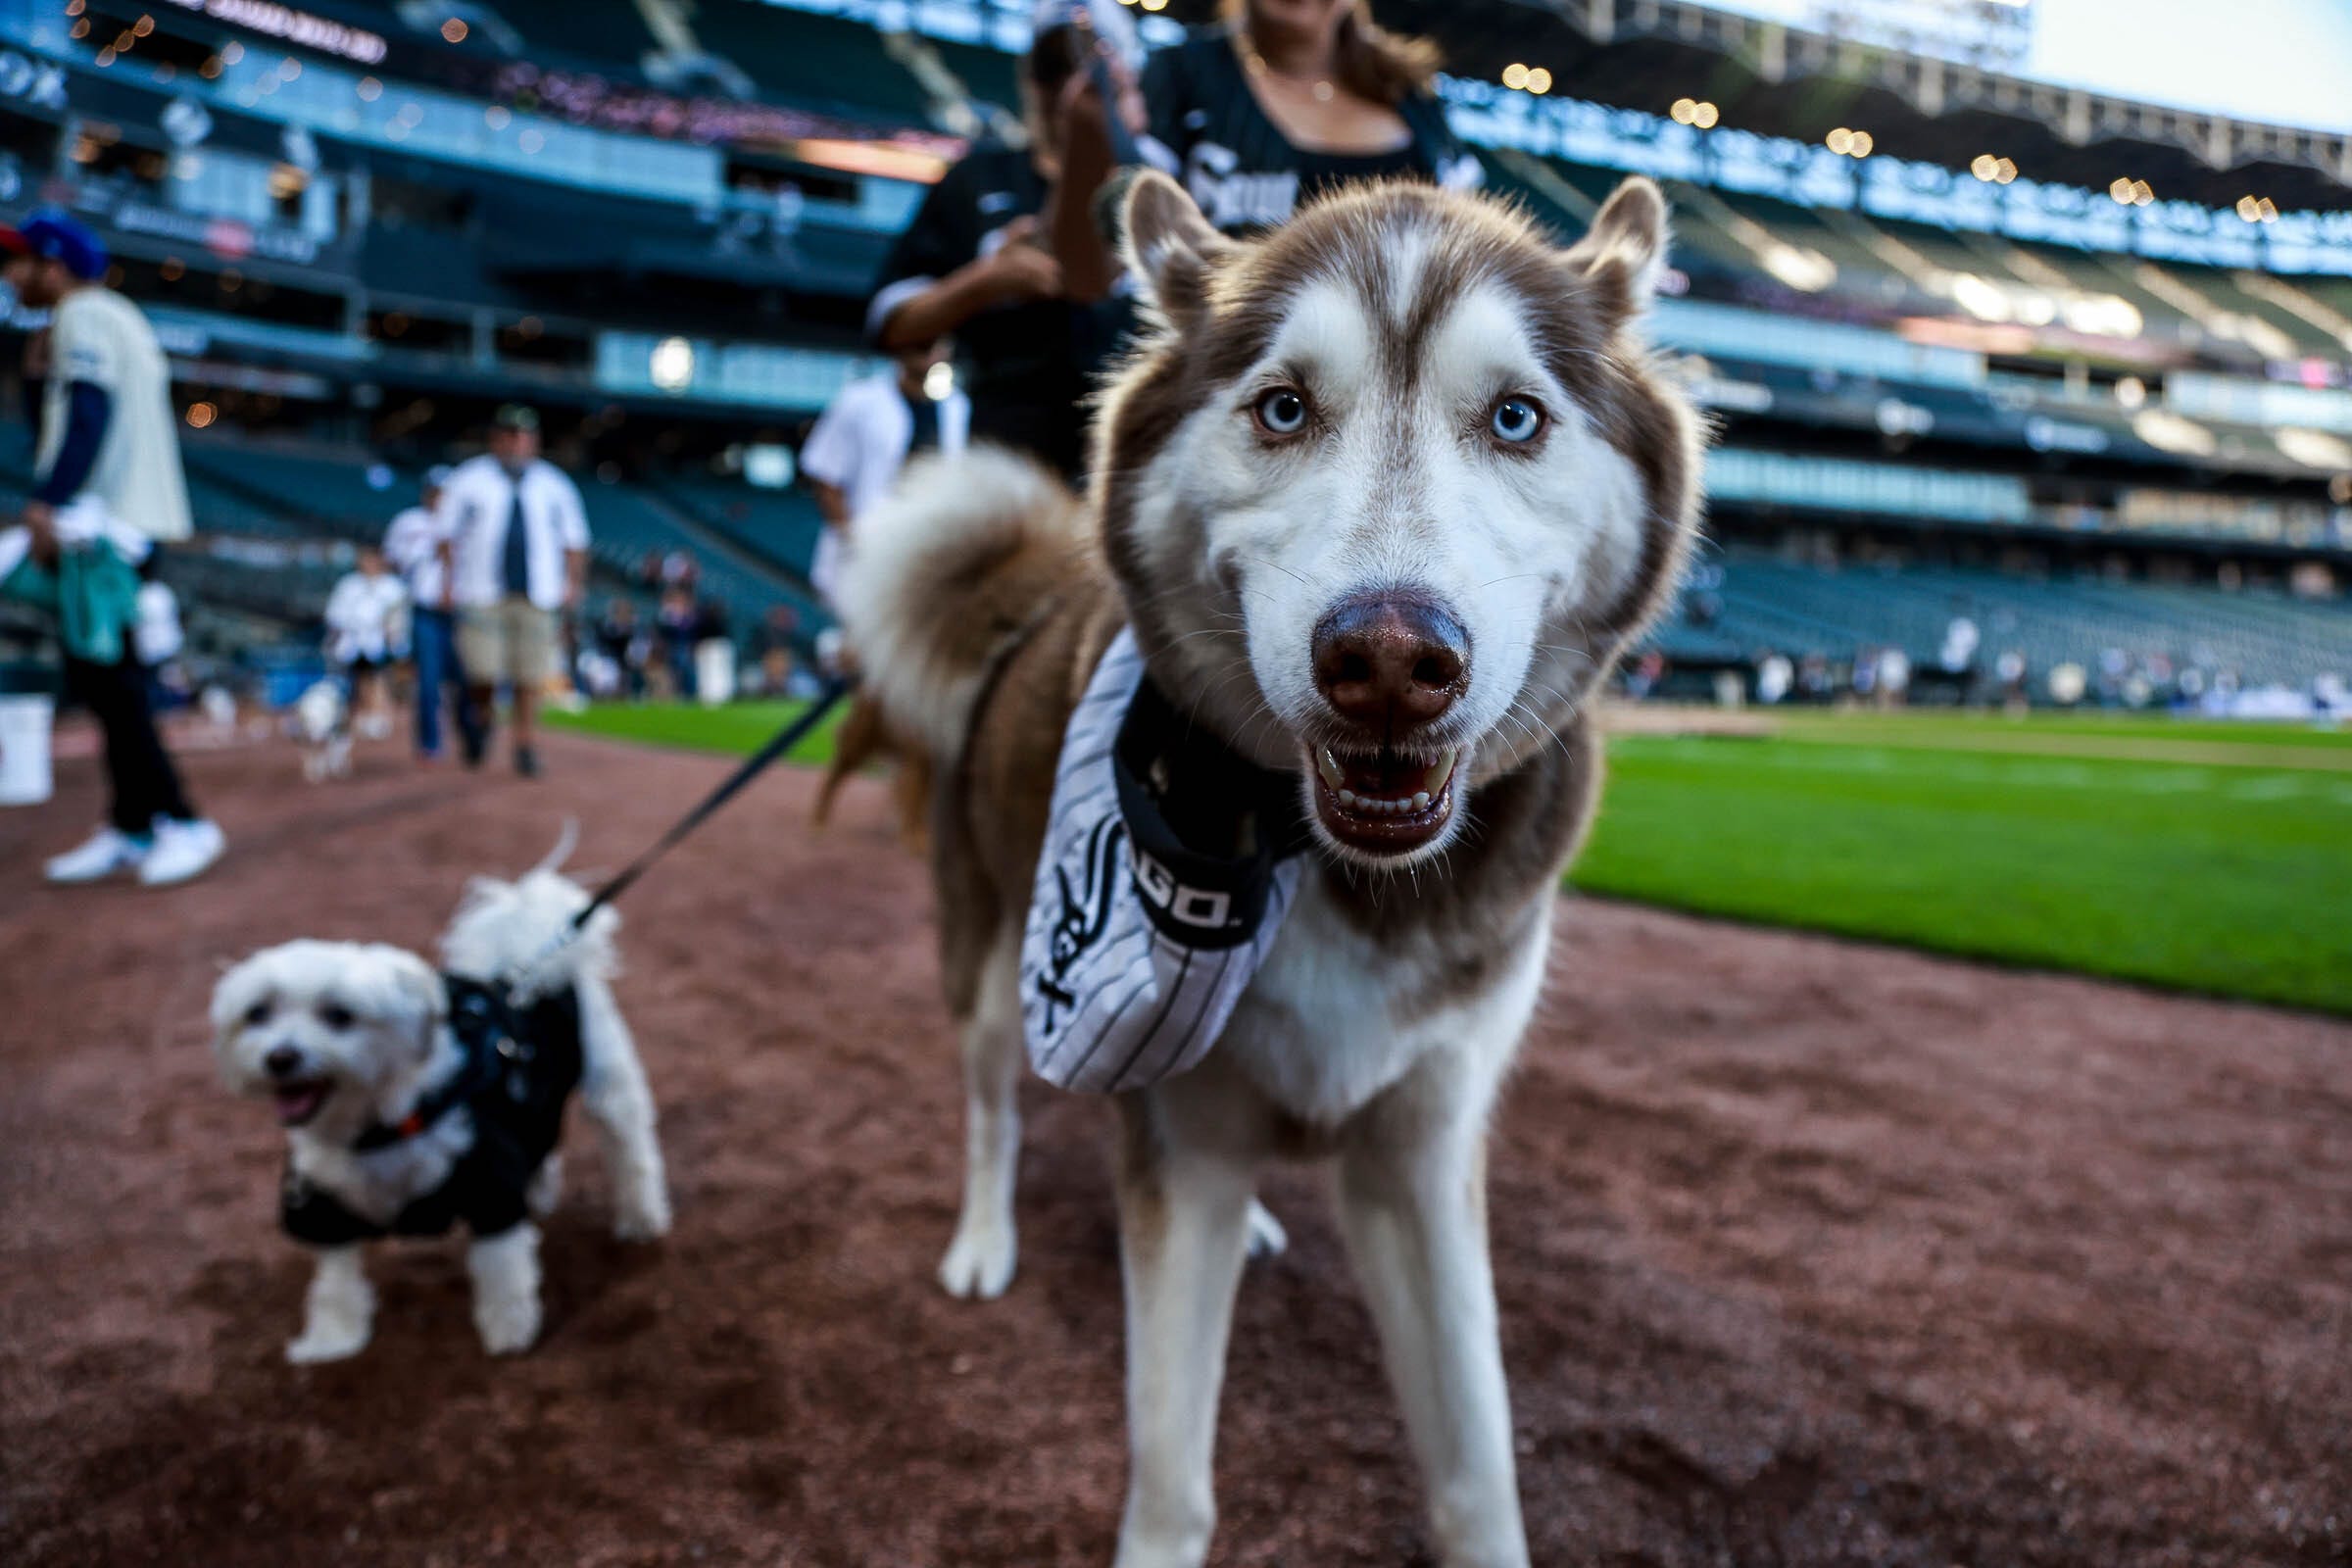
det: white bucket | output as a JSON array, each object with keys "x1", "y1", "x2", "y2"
[
  {"x1": 0, "y1": 694, "x2": 56, "y2": 807},
  {"x1": 694, "y1": 639, "x2": 736, "y2": 708}
]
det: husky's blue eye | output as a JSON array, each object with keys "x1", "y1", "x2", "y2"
[
  {"x1": 1254, "y1": 387, "x2": 1308, "y2": 435},
  {"x1": 1491, "y1": 398, "x2": 1544, "y2": 443}
]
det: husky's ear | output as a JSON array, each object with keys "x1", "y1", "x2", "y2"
[
  {"x1": 1564, "y1": 176, "x2": 1669, "y2": 328},
  {"x1": 1122, "y1": 170, "x2": 1229, "y2": 326}
]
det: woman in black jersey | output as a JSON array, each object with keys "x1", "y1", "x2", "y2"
[
  {"x1": 866, "y1": 12, "x2": 1145, "y2": 480},
  {"x1": 1134, "y1": 0, "x2": 1481, "y2": 235}
]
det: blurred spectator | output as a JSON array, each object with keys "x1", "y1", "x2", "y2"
[
  {"x1": 596, "y1": 598, "x2": 649, "y2": 699},
  {"x1": 656, "y1": 585, "x2": 699, "y2": 698},
  {"x1": 800, "y1": 338, "x2": 969, "y2": 605},
  {"x1": 1754, "y1": 651, "x2": 1792, "y2": 705},
  {"x1": 1939, "y1": 614, "x2": 1979, "y2": 675},
  {"x1": 322, "y1": 545, "x2": 409, "y2": 741},
  {"x1": 132, "y1": 568, "x2": 184, "y2": 712},
  {"x1": 434, "y1": 404, "x2": 589, "y2": 778},
  {"x1": 2, "y1": 210, "x2": 224, "y2": 886},
  {"x1": 748, "y1": 604, "x2": 800, "y2": 695},
  {"x1": 1623, "y1": 649, "x2": 1666, "y2": 700},
  {"x1": 385, "y1": 465, "x2": 484, "y2": 763}
]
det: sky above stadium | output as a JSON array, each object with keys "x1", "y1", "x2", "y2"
[{"x1": 1702, "y1": 0, "x2": 2352, "y2": 133}]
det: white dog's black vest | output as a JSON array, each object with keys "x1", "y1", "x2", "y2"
[
  {"x1": 280, "y1": 978, "x2": 584, "y2": 1247},
  {"x1": 1019, "y1": 629, "x2": 1309, "y2": 1094}
]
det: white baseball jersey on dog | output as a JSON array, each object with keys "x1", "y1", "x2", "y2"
[{"x1": 1020, "y1": 629, "x2": 1303, "y2": 1095}]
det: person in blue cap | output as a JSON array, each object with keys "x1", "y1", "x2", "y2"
[{"x1": 2, "y1": 209, "x2": 226, "y2": 886}]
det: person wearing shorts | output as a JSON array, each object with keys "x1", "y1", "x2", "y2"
[{"x1": 432, "y1": 406, "x2": 588, "y2": 778}]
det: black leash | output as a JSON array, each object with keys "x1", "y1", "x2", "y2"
[{"x1": 568, "y1": 675, "x2": 855, "y2": 933}]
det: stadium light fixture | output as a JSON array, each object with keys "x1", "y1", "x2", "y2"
[
  {"x1": 1670, "y1": 97, "x2": 1695, "y2": 124},
  {"x1": 650, "y1": 336, "x2": 696, "y2": 393},
  {"x1": 1502, "y1": 63, "x2": 1528, "y2": 90},
  {"x1": 1139, "y1": 0, "x2": 1167, "y2": 11},
  {"x1": 65, "y1": 0, "x2": 82, "y2": 13},
  {"x1": 1971, "y1": 155, "x2": 1997, "y2": 180},
  {"x1": 1995, "y1": 158, "x2": 2017, "y2": 184},
  {"x1": 1692, "y1": 101, "x2": 1719, "y2": 128},
  {"x1": 2237, "y1": 195, "x2": 2261, "y2": 221},
  {"x1": 2108, "y1": 177, "x2": 2133, "y2": 204},
  {"x1": 2114, "y1": 375, "x2": 2146, "y2": 410},
  {"x1": 2257, "y1": 198, "x2": 2278, "y2": 223},
  {"x1": 1827, "y1": 127, "x2": 1853, "y2": 154},
  {"x1": 134, "y1": 15, "x2": 153, "y2": 35},
  {"x1": 2131, "y1": 179, "x2": 2154, "y2": 206},
  {"x1": 1526, "y1": 67, "x2": 1551, "y2": 94},
  {"x1": 441, "y1": 18, "x2": 468, "y2": 43},
  {"x1": 185, "y1": 402, "x2": 217, "y2": 429}
]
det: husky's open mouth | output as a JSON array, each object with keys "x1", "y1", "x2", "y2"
[
  {"x1": 272, "y1": 1080, "x2": 332, "y2": 1127},
  {"x1": 1309, "y1": 744, "x2": 1459, "y2": 855}
]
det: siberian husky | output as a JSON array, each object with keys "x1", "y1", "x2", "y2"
[{"x1": 839, "y1": 171, "x2": 1702, "y2": 1566}]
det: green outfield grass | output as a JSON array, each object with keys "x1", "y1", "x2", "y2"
[
  {"x1": 551, "y1": 700, "x2": 2352, "y2": 1015},
  {"x1": 546, "y1": 698, "x2": 846, "y2": 763}
]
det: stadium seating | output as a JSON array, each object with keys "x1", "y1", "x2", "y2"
[{"x1": 1679, "y1": 547, "x2": 2346, "y2": 694}]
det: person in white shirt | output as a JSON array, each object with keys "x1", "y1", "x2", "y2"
[
  {"x1": 798, "y1": 339, "x2": 970, "y2": 604},
  {"x1": 432, "y1": 406, "x2": 588, "y2": 778},
  {"x1": 0, "y1": 210, "x2": 224, "y2": 887},
  {"x1": 322, "y1": 545, "x2": 409, "y2": 740},
  {"x1": 384, "y1": 465, "x2": 484, "y2": 762}
]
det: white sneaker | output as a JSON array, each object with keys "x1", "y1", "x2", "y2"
[
  {"x1": 138, "y1": 817, "x2": 226, "y2": 887},
  {"x1": 44, "y1": 826, "x2": 149, "y2": 884}
]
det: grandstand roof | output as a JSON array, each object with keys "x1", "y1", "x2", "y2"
[{"x1": 1371, "y1": 0, "x2": 2352, "y2": 213}]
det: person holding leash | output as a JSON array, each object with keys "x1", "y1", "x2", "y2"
[
  {"x1": 0, "y1": 210, "x2": 226, "y2": 886},
  {"x1": 432, "y1": 406, "x2": 588, "y2": 779}
]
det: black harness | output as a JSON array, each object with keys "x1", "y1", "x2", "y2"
[{"x1": 280, "y1": 977, "x2": 585, "y2": 1248}]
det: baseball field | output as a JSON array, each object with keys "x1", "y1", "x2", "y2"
[
  {"x1": 6, "y1": 710, "x2": 2347, "y2": 1567},
  {"x1": 553, "y1": 700, "x2": 2352, "y2": 1015}
]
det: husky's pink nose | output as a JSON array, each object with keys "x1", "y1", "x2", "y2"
[{"x1": 1312, "y1": 594, "x2": 1468, "y2": 732}]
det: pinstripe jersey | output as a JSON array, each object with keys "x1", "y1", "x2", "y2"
[{"x1": 1020, "y1": 629, "x2": 1307, "y2": 1095}]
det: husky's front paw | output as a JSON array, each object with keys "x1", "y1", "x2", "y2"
[
  {"x1": 1245, "y1": 1199, "x2": 1288, "y2": 1260},
  {"x1": 285, "y1": 1324, "x2": 370, "y2": 1364},
  {"x1": 937, "y1": 1213, "x2": 1017, "y2": 1300}
]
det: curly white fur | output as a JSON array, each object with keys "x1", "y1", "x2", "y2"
[{"x1": 212, "y1": 855, "x2": 671, "y2": 1363}]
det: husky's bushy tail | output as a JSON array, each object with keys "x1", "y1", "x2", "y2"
[{"x1": 832, "y1": 444, "x2": 1092, "y2": 763}]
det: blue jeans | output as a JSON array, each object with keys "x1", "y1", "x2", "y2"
[{"x1": 412, "y1": 609, "x2": 483, "y2": 758}]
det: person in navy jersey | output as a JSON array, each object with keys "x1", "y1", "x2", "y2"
[{"x1": 1135, "y1": 0, "x2": 1481, "y2": 235}]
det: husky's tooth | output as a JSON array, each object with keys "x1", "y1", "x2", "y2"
[
  {"x1": 1315, "y1": 746, "x2": 1347, "y2": 790},
  {"x1": 1338, "y1": 789, "x2": 1357, "y2": 808},
  {"x1": 1427, "y1": 749, "x2": 1458, "y2": 795},
  {"x1": 1412, "y1": 791, "x2": 1431, "y2": 810}
]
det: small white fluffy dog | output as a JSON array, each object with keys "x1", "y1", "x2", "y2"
[
  {"x1": 293, "y1": 678, "x2": 351, "y2": 783},
  {"x1": 211, "y1": 846, "x2": 671, "y2": 1362}
]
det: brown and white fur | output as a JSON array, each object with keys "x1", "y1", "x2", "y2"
[{"x1": 838, "y1": 172, "x2": 1701, "y2": 1566}]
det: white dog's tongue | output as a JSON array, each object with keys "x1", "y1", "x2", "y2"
[{"x1": 273, "y1": 1084, "x2": 329, "y2": 1126}]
